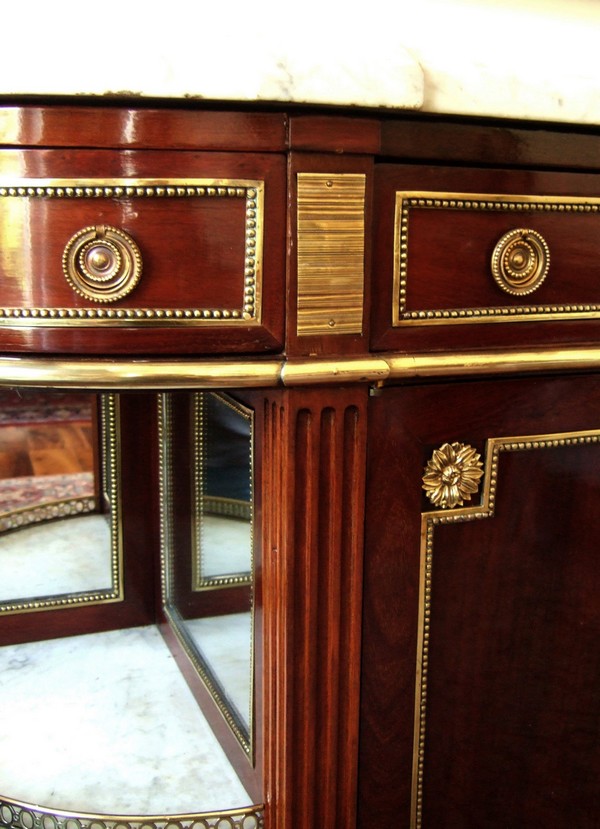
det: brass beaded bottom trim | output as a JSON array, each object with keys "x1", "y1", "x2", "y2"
[
  {"x1": 411, "y1": 428, "x2": 600, "y2": 828},
  {"x1": 394, "y1": 192, "x2": 600, "y2": 326},
  {"x1": 0, "y1": 496, "x2": 96, "y2": 533},
  {"x1": 0, "y1": 178, "x2": 262, "y2": 326},
  {"x1": 0, "y1": 794, "x2": 264, "y2": 829}
]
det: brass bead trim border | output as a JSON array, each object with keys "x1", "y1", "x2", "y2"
[
  {"x1": 158, "y1": 394, "x2": 253, "y2": 758},
  {"x1": 0, "y1": 178, "x2": 263, "y2": 327},
  {"x1": 192, "y1": 393, "x2": 254, "y2": 591},
  {"x1": 0, "y1": 793, "x2": 264, "y2": 829},
  {"x1": 393, "y1": 191, "x2": 600, "y2": 326},
  {"x1": 0, "y1": 394, "x2": 123, "y2": 616},
  {"x1": 411, "y1": 428, "x2": 600, "y2": 829}
]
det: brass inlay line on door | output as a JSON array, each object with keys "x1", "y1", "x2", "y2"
[
  {"x1": 297, "y1": 173, "x2": 366, "y2": 335},
  {"x1": 412, "y1": 429, "x2": 600, "y2": 829},
  {"x1": 394, "y1": 191, "x2": 600, "y2": 326}
]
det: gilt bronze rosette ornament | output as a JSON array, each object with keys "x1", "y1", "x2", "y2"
[{"x1": 422, "y1": 442, "x2": 484, "y2": 509}]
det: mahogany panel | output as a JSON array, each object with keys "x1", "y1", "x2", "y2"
[
  {"x1": 359, "y1": 373, "x2": 600, "y2": 828},
  {"x1": 262, "y1": 386, "x2": 367, "y2": 829},
  {"x1": 380, "y1": 116, "x2": 600, "y2": 171},
  {"x1": 0, "y1": 106, "x2": 287, "y2": 152},
  {"x1": 371, "y1": 162, "x2": 600, "y2": 353},
  {"x1": 288, "y1": 115, "x2": 381, "y2": 154},
  {"x1": 0, "y1": 148, "x2": 286, "y2": 354}
]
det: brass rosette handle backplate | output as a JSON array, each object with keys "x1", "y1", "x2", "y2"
[
  {"x1": 491, "y1": 228, "x2": 550, "y2": 296},
  {"x1": 62, "y1": 225, "x2": 142, "y2": 302}
]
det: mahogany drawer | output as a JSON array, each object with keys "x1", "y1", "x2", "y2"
[
  {"x1": 371, "y1": 163, "x2": 600, "y2": 353},
  {"x1": 0, "y1": 149, "x2": 286, "y2": 354}
]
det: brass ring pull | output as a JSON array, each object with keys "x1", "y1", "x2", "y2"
[
  {"x1": 62, "y1": 225, "x2": 142, "y2": 302},
  {"x1": 491, "y1": 228, "x2": 550, "y2": 296}
]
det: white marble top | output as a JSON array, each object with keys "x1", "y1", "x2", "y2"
[{"x1": 2, "y1": 0, "x2": 600, "y2": 126}]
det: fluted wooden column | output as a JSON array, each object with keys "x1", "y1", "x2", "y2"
[{"x1": 262, "y1": 386, "x2": 367, "y2": 829}]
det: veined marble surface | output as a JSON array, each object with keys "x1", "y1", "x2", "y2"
[
  {"x1": 0, "y1": 625, "x2": 251, "y2": 815},
  {"x1": 2, "y1": 1, "x2": 600, "y2": 125}
]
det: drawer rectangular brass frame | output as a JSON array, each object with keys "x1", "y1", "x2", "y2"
[
  {"x1": 393, "y1": 191, "x2": 600, "y2": 326},
  {"x1": 0, "y1": 178, "x2": 264, "y2": 328}
]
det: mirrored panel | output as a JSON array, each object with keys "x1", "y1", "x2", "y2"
[
  {"x1": 161, "y1": 392, "x2": 254, "y2": 755},
  {"x1": 0, "y1": 391, "x2": 122, "y2": 613}
]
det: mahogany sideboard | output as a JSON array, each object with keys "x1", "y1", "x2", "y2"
[{"x1": 0, "y1": 104, "x2": 599, "y2": 829}]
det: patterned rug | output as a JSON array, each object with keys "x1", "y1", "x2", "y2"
[
  {"x1": 0, "y1": 392, "x2": 96, "y2": 529},
  {"x1": 0, "y1": 391, "x2": 93, "y2": 426}
]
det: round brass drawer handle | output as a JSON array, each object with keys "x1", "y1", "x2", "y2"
[
  {"x1": 491, "y1": 228, "x2": 550, "y2": 296},
  {"x1": 62, "y1": 225, "x2": 142, "y2": 302}
]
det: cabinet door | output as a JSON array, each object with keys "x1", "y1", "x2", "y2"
[{"x1": 359, "y1": 374, "x2": 600, "y2": 828}]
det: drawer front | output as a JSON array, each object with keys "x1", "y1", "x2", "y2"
[
  {"x1": 372, "y1": 164, "x2": 600, "y2": 352},
  {"x1": 0, "y1": 150, "x2": 285, "y2": 354}
]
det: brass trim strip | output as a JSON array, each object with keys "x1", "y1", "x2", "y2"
[
  {"x1": 394, "y1": 191, "x2": 600, "y2": 327},
  {"x1": 0, "y1": 792, "x2": 264, "y2": 828},
  {"x1": 297, "y1": 173, "x2": 366, "y2": 336},
  {"x1": 2, "y1": 347, "x2": 600, "y2": 391},
  {"x1": 411, "y1": 428, "x2": 600, "y2": 828},
  {"x1": 0, "y1": 177, "x2": 263, "y2": 327}
]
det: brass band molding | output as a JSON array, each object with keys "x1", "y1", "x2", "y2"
[
  {"x1": 3, "y1": 347, "x2": 600, "y2": 389},
  {"x1": 0, "y1": 793, "x2": 264, "y2": 829},
  {"x1": 297, "y1": 172, "x2": 366, "y2": 336},
  {"x1": 394, "y1": 191, "x2": 600, "y2": 326},
  {"x1": 0, "y1": 177, "x2": 263, "y2": 326},
  {"x1": 411, "y1": 428, "x2": 600, "y2": 829}
]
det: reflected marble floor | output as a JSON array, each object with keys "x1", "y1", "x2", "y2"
[
  {"x1": 0, "y1": 625, "x2": 251, "y2": 815},
  {"x1": 0, "y1": 514, "x2": 111, "y2": 603},
  {"x1": 187, "y1": 613, "x2": 252, "y2": 727}
]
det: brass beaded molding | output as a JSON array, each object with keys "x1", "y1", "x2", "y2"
[
  {"x1": 411, "y1": 428, "x2": 600, "y2": 829},
  {"x1": 0, "y1": 794, "x2": 264, "y2": 829},
  {"x1": 157, "y1": 394, "x2": 253, "y2": 758},
  {"x1": 0, "y1": 178, "x2": 263, "y2": 326},
  {"x1": 393, "y1": 191, "x2": 600, "y2": 326}
]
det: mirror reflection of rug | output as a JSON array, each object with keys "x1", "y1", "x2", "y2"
[{"x1": 0, "y1": 472, "x2": 95, "y2": 531}]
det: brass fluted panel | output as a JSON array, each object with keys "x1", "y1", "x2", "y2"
[{"x1": 297, "y1": 173, "x2": 366, "y2": 335}]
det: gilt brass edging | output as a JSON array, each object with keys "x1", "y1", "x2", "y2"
[
  {"x1": 394, "y1": 191, "x2": 600, "y2": 326},
  {"x1": 0, "y1": 178, "x2": 263, "y2": 327},
  {"x1": 411, "y1": 429, "x2": 600, "y2": 828},
  {"x1": 0, "y1": 792, "x2": 264, "y2": 829},
  {"x1": 2, "y1": 347, "x2": 600, "y2": 391}
]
